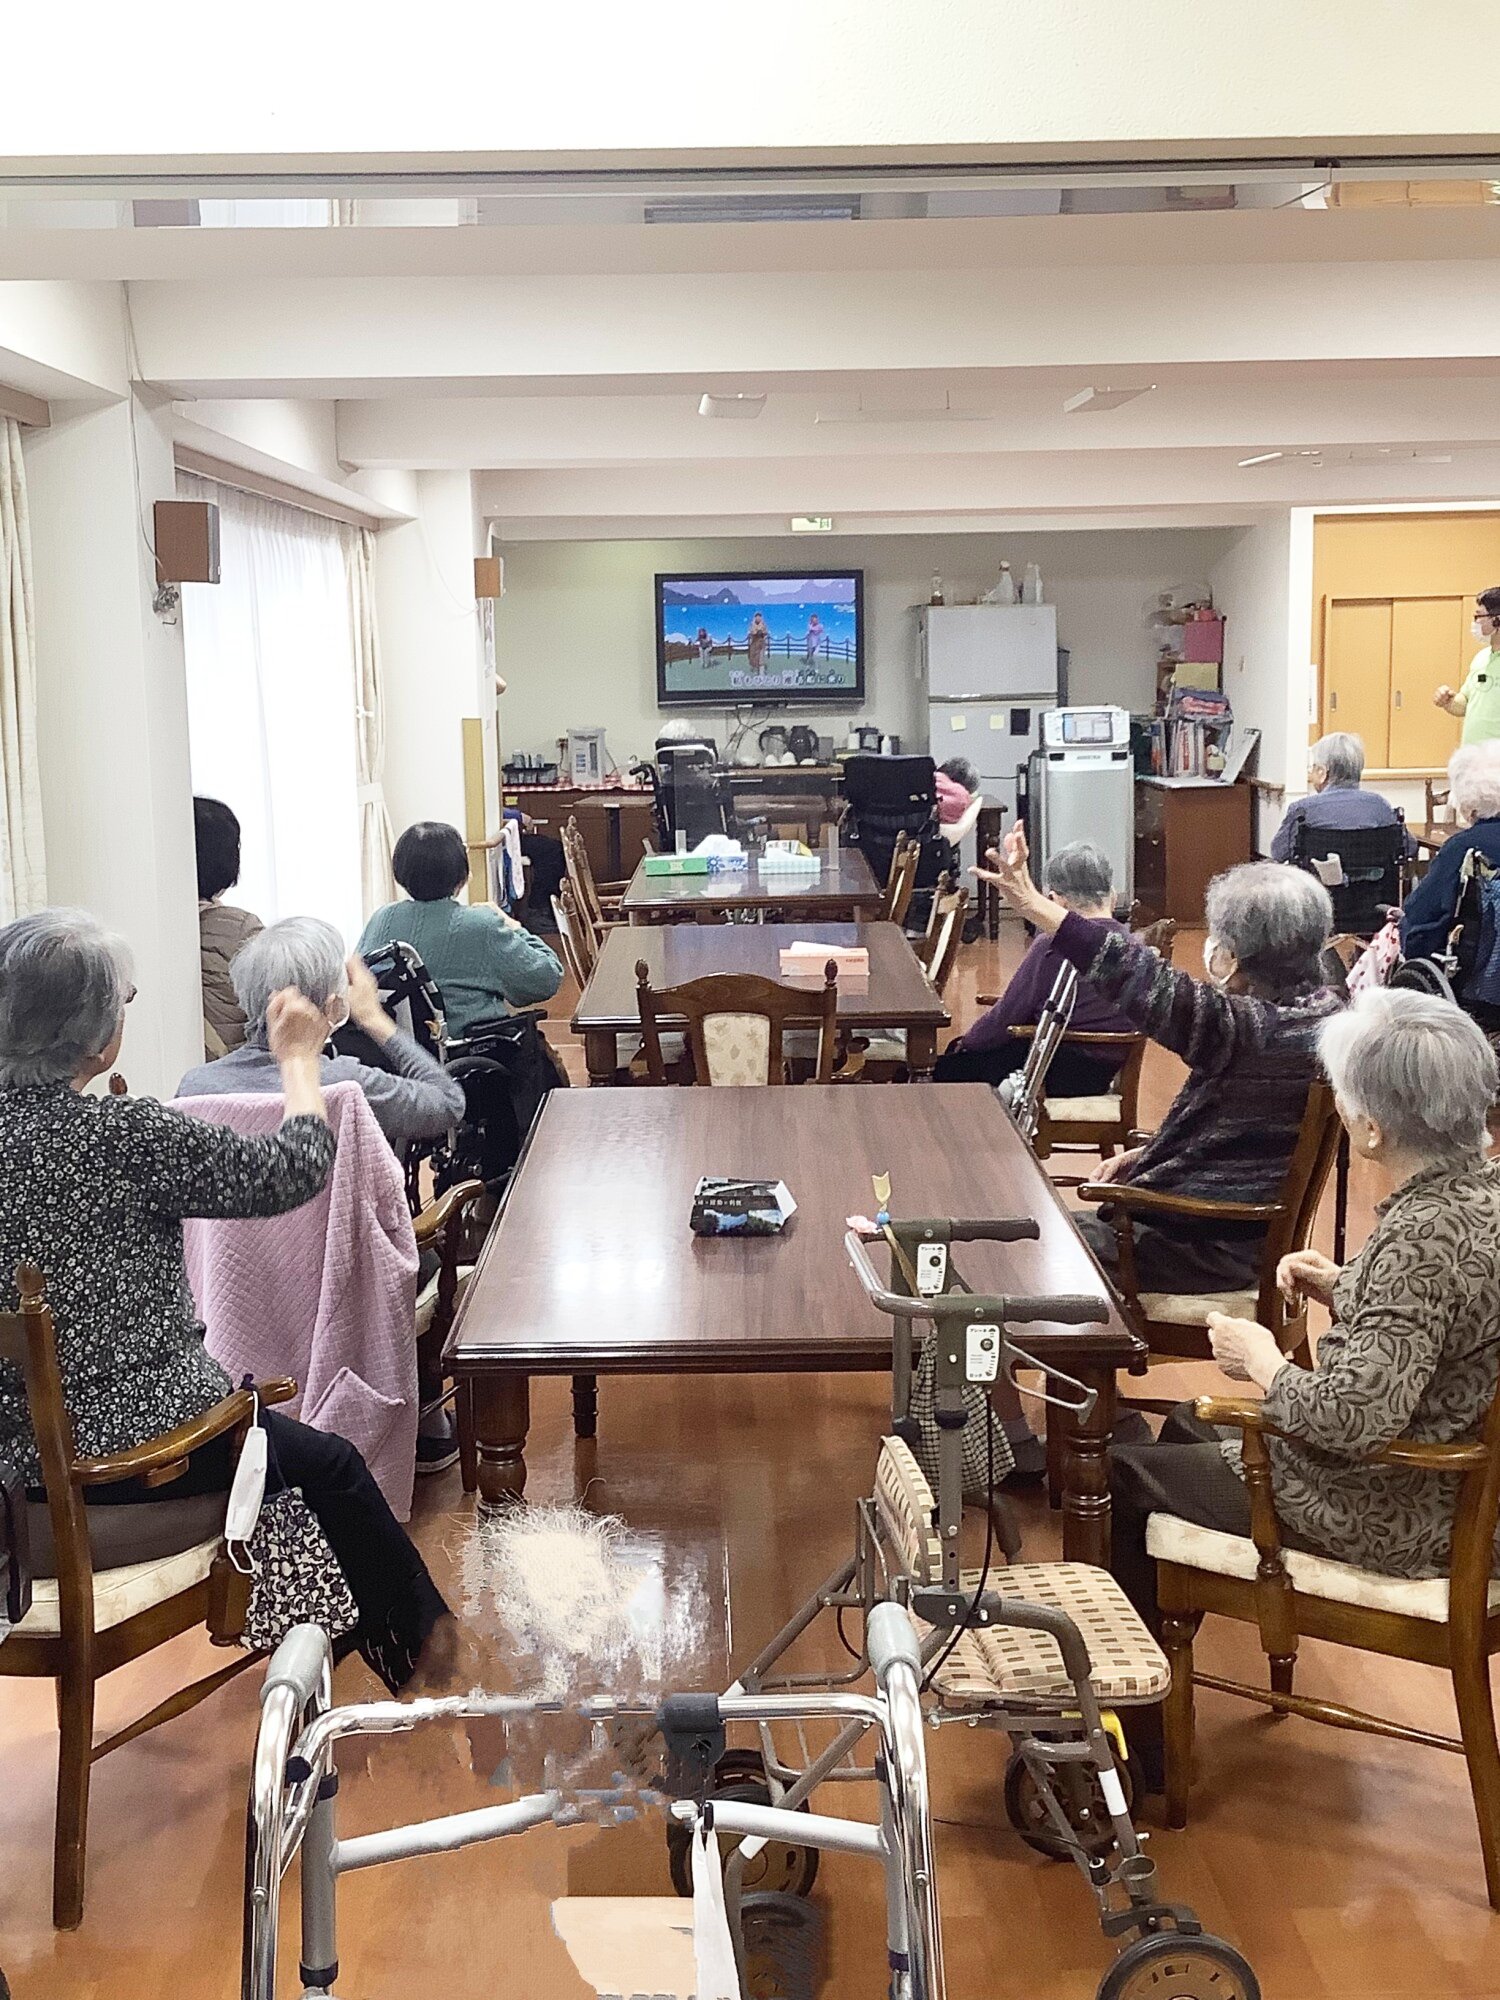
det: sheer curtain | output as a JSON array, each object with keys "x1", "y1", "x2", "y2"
[
  {"x1": 349, "y1": 527, "x2": 395, "y2": 915},
  {"x1": 180, "y1": 475, "x2": 363, "y2": 943},
  {"x1": 0, "y1": 418, "x2": 46, "y2": 922}
]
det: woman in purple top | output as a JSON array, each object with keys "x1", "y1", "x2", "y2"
[{"x1": 934, "y1": 841, "x2": 1137, "y2": 1093}]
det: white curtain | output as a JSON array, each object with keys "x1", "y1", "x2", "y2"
[
  {"x1": 349, "y1": 526, "x2": 395, "y2": 918},
  {"x1": 180, "y1": 475, "x2": 363, "y2": 944},
  {"x1": 0, "y1": 418, "x2": 46, "y2": 922}
]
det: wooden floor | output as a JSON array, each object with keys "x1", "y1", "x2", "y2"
[{"x1": 3, "y1": 920, "x2": 1498, "y2": 1998}]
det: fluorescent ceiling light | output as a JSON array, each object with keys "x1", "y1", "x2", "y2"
[
  {"x1": 698, "y1": 392, "x2": 766, "y2": 419},
  {"x1": 1237, "y1": 451, "x2": 1284, "y2": 467},
  {"x1": 790, "y1": 515, "x2": 834, "y2": 533},
  {"x1": 1062, "y1": 384, "x2": 1156, "y2": 413},
  {"x1": 815, "y1": 392, "x2": 992, "y2": 425}
]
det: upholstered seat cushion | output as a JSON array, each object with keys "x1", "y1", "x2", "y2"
[
  {"x1": 1146, "y1": 1513, "x2": 1500, "y2": 1621},
  {"x1": 12, "y1": 1537, "x2": 221, "y2": 1637},
  {"x1": 1043, "y1": 1094, "x2": 1124, "y2": 1124},
  {"x1": 27, "y1": 1489, "x2": 228, "y2": 1580},
  {"x1": 1137, "y1": 1289, "x2": 1259, "y2": 1327},
  {"x1": 925, "y1": 1562, "x2": 1170, "y2": 1707},
  {"x1": 414, "y1": 1263, "x2": 475, "y2": 1341}
]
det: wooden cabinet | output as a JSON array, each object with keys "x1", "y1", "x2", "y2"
[
  {"x1": 1135, "y1": 779, "x2": 1254, "y2": 924},
  {"x1": 1322, "y1": 594, "x2": 1465, "y2": 769},
  {"x1": 505, "y1": 786, "x2": 657, "y2": 882}
]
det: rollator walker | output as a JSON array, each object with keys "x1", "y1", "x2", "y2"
[{"x1": 680, "y1": 1215, "x2": 1260, "y2": 2000}]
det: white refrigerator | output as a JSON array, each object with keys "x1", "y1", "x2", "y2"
[{"x1": 920, "y1": 605, "x2": 1061, "y2": 857}]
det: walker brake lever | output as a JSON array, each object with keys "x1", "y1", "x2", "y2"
[{"x1": 1002, "y1": 1337, "x2": 1098, "y2": 1420}]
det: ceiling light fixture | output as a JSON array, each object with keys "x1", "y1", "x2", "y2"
[
  {"x1": 1237, "y1": 451, "x2": 1284, "y2": 467},
  {"x1": 814, "y1": 392, "x2": 992, "y2": 425},
  {"x1": 698, "y1": 392, "x2": 767, "y2": 419},
  {"x1": 1063, "y1": 384, "x2": 1156, "y2": 413}
]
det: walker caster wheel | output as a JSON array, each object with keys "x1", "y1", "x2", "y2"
[
  {"x1": 666, "y1": 1758, "x2": 820, "y2": 1899},
  {"x1": 740, "y1": 1892, "x2": 825, "y2": 2000},
  {"x1": 1097, "y1": 1933, "x2": 1259, "y2": 2000},
  {"x1": 1004, "y1": 1746, "x2": 1133, "y2": 1860}
]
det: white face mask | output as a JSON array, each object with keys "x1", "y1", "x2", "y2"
[
  {"x1": 325, "y1": 995, "x2": 350, "y2": 1031},
  {"x1": 1202, "y1": 937, "x2": 1235, "y2": 988},
  {"x1": 1474, "y1": 619, "x2": 1490, "y2": 641}
]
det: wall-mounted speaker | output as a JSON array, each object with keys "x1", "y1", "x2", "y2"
[
  {"x1": 474, "y1": 555, "x2": 503, "y2": 600},
  {"x1": 154, "y1": 499, "x2": 221, "y2": 585}
]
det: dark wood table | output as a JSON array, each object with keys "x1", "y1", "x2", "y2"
[
  {"x1": 446, "y1": 1084, "x2": 1145, "y2": 1563},
  {"x1": 620, "y1": 848, "x2": 882, "y2": 924},
  {"x1": 1410, "y1": 820, "x2": 1458, "y2": 854},
  {"x1": 572, "y1": 921, "x2": 950, "y2": 1083}
]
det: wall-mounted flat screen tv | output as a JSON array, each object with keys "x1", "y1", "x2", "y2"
[{"x1": 656, "y1": 570, "x2": 864, "y2": 707}]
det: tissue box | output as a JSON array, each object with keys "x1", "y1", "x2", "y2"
[
  {"x1": 779, "y1": 942, "x2": 870, "y2": 980},
  {"x1": 643, "y1": 853, "x2": 710, "y2": 876},
  {"x1": 758, "y1": 850, "x2": 821, "y2": 875},
  {"x1": 690, "y1": 1177, "x2": 798, "y2": 1237}
]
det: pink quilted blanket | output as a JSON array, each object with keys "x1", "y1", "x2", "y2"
[{"x1": 176, "y1": 1082, "x2": 419, "y2": 1520}]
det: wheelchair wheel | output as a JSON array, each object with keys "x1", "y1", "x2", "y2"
[
  {"x1": 740, "y1": 1892, "x2": 826, "y2": 2000},
  {"x1": 1004, "y1": 1744, "x2": 1134, "y2": 1861},
  {"x1": 1098, "y1": 1933, "x2": 1259, "y2": 2000},
  {"x1": 1389, "y1": 957, "x2": 1458, "y2": 1002},
  {"x1": 666, "y1": 1749, "x2": 820, "y2": 1900}
]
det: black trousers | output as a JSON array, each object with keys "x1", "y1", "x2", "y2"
[
  {"x1": 522, "y1": 830, "x2": 566, "y2": 926},
  {"x1": 1074, "y1": 1207, "x2": 1265, "y2": 1296},
  {"x1": 932, "y1": 1037, "x2": 1120, "y2": 1097},
  {"x1": 85, "y1": 1409, "x2": 449, "y2": 1692}
]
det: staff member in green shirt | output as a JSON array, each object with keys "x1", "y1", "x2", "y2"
[{"x1": 1434, "y1": 584, "x2": 1500, "y2": 745}]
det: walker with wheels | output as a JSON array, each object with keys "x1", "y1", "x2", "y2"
[{"x1": 675, "y1": 1215, "x2": 1259, "y2": 2000}]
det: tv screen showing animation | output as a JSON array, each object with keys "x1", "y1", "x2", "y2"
[{"x1": 656, "y1": 571, "x2": 864, "y2": 707}]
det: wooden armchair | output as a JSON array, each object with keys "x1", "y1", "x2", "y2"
[
  {"x1": 635, "y1": 959, "x2": 838, "y2": 1085},
  {"x1": 1031, "y1": 1030, "x2": 1149, "y2": 1165},
  {"x1": 837, "y1": 873, "x2": 969, "y2": 1083},
  {"x1": 562, "y1": 817, "x2": 629, "y2": 950},
  {"x1": 1077, "y1": 1081, "x2": 1341, "y2": 1372},
  {"x1": 1154, "y1": 1387, "x2": 1500, "y2": 1909},
  {"x1": 0, "y1": 1264, "x2": 294, "y2": 1928},
  {"x1": 411, "y1": 1179, "x2": 492, "y2": 1488},
  {"x1": 552, "y1": 881, "x2": 598, "y2": 987},
  {"x1": 878, "y1": 831, "x2": 921, "y2": 928}
]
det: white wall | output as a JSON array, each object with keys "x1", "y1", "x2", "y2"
[
  {"x1": 181, "y1": 398, "x2": 346, "y2": 486},
  {"x1": 3, "y1": 2, "x2": 1493, "y2": 159},
  {"x1": 374, "y1": 471, "x2": 485, "y2": 837},
  {"x1": 493, "y1": 529, "x2": 1236, "y2": 769},
  {"x1": 25, "y1": 393, "x2": 202, "y2": 1097},
  {"x1": 0, "y1": 280, "x2": 127, "y2": 400}
]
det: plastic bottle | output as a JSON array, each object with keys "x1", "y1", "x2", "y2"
[
  {"x1": 995, "y1": 561, "x2": 1018, "y2": 606},
  {"x1": 929, "y1": 574, "x2": 944, "y2": 606},
  {"x1": 1021, "y1": 560, "x2": 1044, "y2": 605}
]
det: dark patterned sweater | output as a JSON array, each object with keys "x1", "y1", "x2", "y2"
[
  {"x1": 1055, "y1": 912, "x2": 1341, "y2": 1228},
  {"x1": 0, "y1": 1086, "x2": 334, "y2": 1484}
]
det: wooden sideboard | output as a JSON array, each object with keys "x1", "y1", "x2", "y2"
[
  {"x1": 504, "y1": 785, "x2": 657, "y2": 883},
  {"x1": 1135, "y1": 778, "x2": 1254, "y2": 923}
]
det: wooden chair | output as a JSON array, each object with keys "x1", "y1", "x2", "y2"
[
  {"x1": 1427, "y1": 775, "x2": 1456, "y2": 825},
  {"x1": 0, "y1": 1265, "x2": 291, "y2": 1928},
  {"x1": 552, "y1": 883, "x2": 597, "y2": 988},
  {"x1": 1077, "y1": 1082, "x2": 1342, "y2": 1373},
  {"x1": 1154, "y1": 1386, "x2": 1500, "y2": 1909},
  {"x1": 561, "y1": 817, "x2": 629, "y2": 951},
  {"x1": 1032, "y1": 1031, "x2": 1149, "y2": 1165},
  {"x1": 411, "y1": 1180, "x2": 492, "y2": 1492},
  {"x1": 837, "y1": 875, "x2": 969, "y2": 1082},
  {"x1": 879, "y1": 832, "x2": 921, "y2": 928},
  {"x1": 635, "y1": 960, "x2": 838, "y2": 1085}
]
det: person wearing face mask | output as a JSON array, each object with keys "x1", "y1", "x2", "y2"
[
  {"x1": 1434, "y1": 587, "x2": 1500, "y2": 747},
  {"x1": 975, "y1": 828, "x2": 1339, "y2": 1295},
  {"x1": 1399, "y1": 740, "x2": 1500, "y2": 963},
  {"x1": 1103, "y1": 990, "x2": 1500, "y2": 1793},
  {"x1": 177, "y1": 916, "x2": 464, "y2": 1151}
]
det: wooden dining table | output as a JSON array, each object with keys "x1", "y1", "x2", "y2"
[
  {"x1": 620, "y1": 847, "x2": 883, "y2": 924},
  {"x1": 445, "y1": 1083, "x2": 1145, "y2": 1564},
  {"x1": 1410, "y1": 819, "x2": 1459, "y2": 854},
  {"x1": 571, "y1": 920, "x2": 951, "y2": 1083}
]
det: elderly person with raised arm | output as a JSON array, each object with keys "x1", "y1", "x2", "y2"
[
  {"x1": 177, "y1": 916, "x2": 464, "y2": 1150},
  {"x1": 1107, "y1": 991, "x2": 1500, "y2": 1754},
  {"x1": 1400, "y1": 741, "x2": 1500, "y2": 963},
  {"x1": 0, "y1": 909, "x2": 451, "y2": 1692},
  {"x1": 1269, "y1": 731, "x2": 1413, "y2": 865},
  {"x1": 976, "y1": 828, "x2": 1338, "y2": 1295},
  {"x1": 935, "y1": 841, "x2": 1137, "y2": 1095}
]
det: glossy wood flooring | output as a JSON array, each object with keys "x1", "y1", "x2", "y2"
[{"x1": 2, "y1": 922, "x2": 1498, "y2": 1998}]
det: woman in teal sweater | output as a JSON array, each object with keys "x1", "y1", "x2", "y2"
[{"x1": 359, "y1": 822, "x2": 563, "y2": 1039}]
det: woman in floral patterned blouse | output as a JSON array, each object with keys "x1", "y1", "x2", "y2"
[{"x1": 0, "y1": 909, "x2": 450, "y2": 1692}]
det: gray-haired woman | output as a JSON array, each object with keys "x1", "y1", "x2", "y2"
[
  {"x1": 1108, "y1": 990, "x2": 1500, "y2": 1736},
  {"x1": 177, "y1": 915, "x2": 464, "y2": 1149},
  {"x1": 934, "y1": 841, "x2": 1138, "y2": 1094},
  {"x1": 0, "y1": 909, "x2": 451, "y2": 1693},
  {"x1": 1401, "y1": 740, "x2": 1500, "y2": 961},
  {"x1": 976, "y1": 828, "x2": 1339, "y2": 1294}
]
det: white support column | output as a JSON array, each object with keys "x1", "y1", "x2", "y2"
[{"x1": 25, "y1": 392, "x2": 202, "y2": 1098}]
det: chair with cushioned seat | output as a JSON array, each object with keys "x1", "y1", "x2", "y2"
[
  {"x1": 635, "y1": 960, "x2": 838, "y2": 1086},
  {"x1": 1152, "y1": 1387, "x2": 1500, "y2": 1909},
  {"x1": 0, "y1": 1263, "x2": 292, "y2": 1929}
]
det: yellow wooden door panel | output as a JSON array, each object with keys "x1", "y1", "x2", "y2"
[
  {"x1": 1390, "y1": 596, "x2": 1465, "y2": 770},
  {"x1": 1323, "y1": 598, "x2": 1392, "y2": 763}
]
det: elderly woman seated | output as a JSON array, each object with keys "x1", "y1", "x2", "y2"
[
  {"x1": 178, "y1": 915, "x2": 464, "y2": 1150},
  {"x1": 1400, "y1": 740, "x2": 1500, "y2": 962},
  {"x1": 1108, "y1": 989, "x2": 1500, "y2": 1779},
  {"x1": 0, "y1": 909, "x2": 451, "y2": 1691},
  {"x1": 934, "y1": 840, "x2": 1137, "y2": 1093},
  {"x1": 976, "y1": 827, "x2": 1338, "y2": 1295},
  {"x1": 1269, "y1": 730, "x2": 1412, "y2": 864}
]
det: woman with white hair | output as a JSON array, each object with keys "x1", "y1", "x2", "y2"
[
  {"x1": 1400, "y1": 741, "x2": 1500, "y2": 962},
  {"x1": 1269, "y1": 731, "x2": 1411, "y2": 865},
  {"x1": 177, "y1": 915, "x2": 464, "y2": 1149},
  {"x1": 978, "y1": 828, "x2": 1338, "y2": 1294},
  {"x1": 0, "y1": 909, "x2": 452, "y2": 1692}
]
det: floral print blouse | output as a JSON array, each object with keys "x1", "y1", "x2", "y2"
[
  {"x1": 1224, "y1": 1157, "x2": 1500, "y2": 1578},
  {"x1": 0, "y1": 1083, "x2": 334, "y2": 1485}
]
